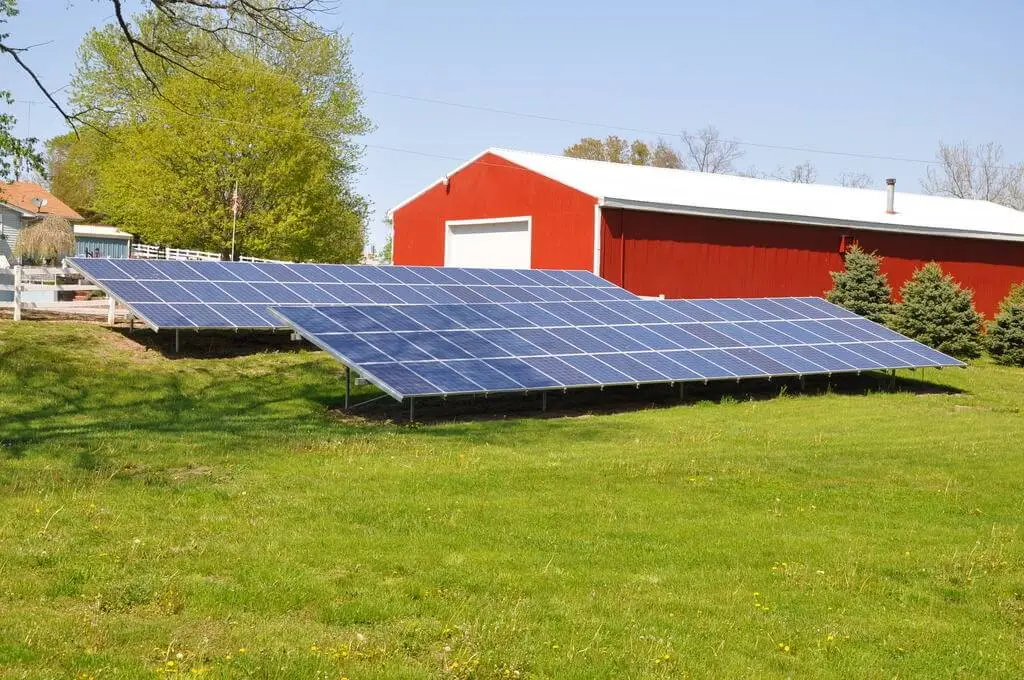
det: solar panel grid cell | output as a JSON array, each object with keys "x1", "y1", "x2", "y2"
[
  {"x1": 216, "y1": 305, "x2": 272, "y2": 328},
  {"x1": 269, "y1": 297, "x2": 963, "y2": 399},
  {"x1": 68, "y1": 259, "x2": 962, "y2": 400},
  {"x1": 69, "y1": 259, "x2": 628, "y2": 330},
  {"x1": 446, "y1": 360, "x2": 524, "y2": 390}
]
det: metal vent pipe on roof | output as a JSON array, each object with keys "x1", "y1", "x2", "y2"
[{"x1": 886, "y1": 178, "x2": 896, "y2": 214}]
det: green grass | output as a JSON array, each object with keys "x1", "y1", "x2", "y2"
[{"x1": 1, "y1": 321, "x2": 1023, "y2": 679}]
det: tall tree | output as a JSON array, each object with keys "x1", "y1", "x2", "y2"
[
  {"x1": 57, "y1": 10, "x2": 370, "y2": 262},
  {"x1": 681, "y1": 125, "x2": 743, "y2": 173},
  {"x1": 837, "y1": 171, "x2": 873, "y2": 188},
  {"x1": 650, "y1": 139, "x2": 684, "y2": 169},
  {"x1": 564, "y1": 135, "x2": 681, "y2": 168},
  {"x1": 1, "y1": 0, "x2": 336, "y2": 130},
  {"x1": 769, "y1": 161, "x2": 817, "y2": 183},
  {"x1": 46, "y1": 131, "x2": 106, "y2": 221},
  {"x1": 825, "y1": 245, "x2": 893, "y2": 324},
  {"x1": 986, "y1": 284, "x2": 1024, "y2": 367},
  {"x1": 890, "y1": 262, "x2": 984, "y2": 360},
  {"x1": 0, "y1": 1, "x2": 43, "y2": 182},
  {"x1": 921, "y1": 141, "x2": 1024, "y2": 209}
]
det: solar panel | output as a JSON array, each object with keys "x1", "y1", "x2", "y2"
[
  {"x1": 270, "y1": 298, "x2": 964, "y2": 401},
  {"x1": 67, "y1": 259, "x2": 635, "y2": 330}
]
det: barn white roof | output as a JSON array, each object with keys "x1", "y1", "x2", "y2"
[{"x1": 395, "y1": 147, "x2": 1024, "y2": 242}]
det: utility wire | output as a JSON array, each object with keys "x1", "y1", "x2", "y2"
[
  {"x1": 364, "y1": 89, "x2": 940, "y2": 167},
  {"x1": 9, "y1": 87, "x2": 1019, "y2": 173}
]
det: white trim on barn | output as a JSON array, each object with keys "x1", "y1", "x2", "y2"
[
  {"x1": 444, "y1": 216, "x2": 532, "y2": 269},
  {"x1": 387, "y1": 149, "x2": 496, "y2": 218},
  {"x1": 592, "y1": 200, "x2": 604, "y2": 275},
  {"x1": 391, "y1": 147, "x2": 1024, "y2": 243}
]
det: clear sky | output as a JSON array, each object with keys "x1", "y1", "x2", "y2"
[{"x1": 5, "y1": 1, "x2": 1024, "y2": 250}]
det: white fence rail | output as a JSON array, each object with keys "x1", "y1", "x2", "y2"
[
  {"x1": 130, "y1": 243, "x2": 163, "y2": 259},
  {"x1": 0, "y1": 265, "x2": 122, "y2": 323},
  {"x1": 131, "y1": 243, "x2": 221, "y2": 261},
  {"x1": 128, "y1": 243, "x2": 286, "y2": 263},
  {"x1": 165, "y1": 247, "x2": 222, "y2": 261},
  {"x1": 238, "y1": 255, "x2": 287, "y2": 263}
]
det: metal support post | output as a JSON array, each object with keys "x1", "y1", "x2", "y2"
[
  {"x1": 541, "y1": 392, "x2": 548, "y2": 412},
  {"x1": 409, "y1": 397, "x2": 415, "y2": 422},
  {"x1": 174, "y1": 329, "x2": 180, "y2": 353},
  {"x1": 12, "y1": 265, "x2": 21, "y2": 322},
  {"x1": 129, "y1": 316, "x2": 135, "y2": 332},
  {"x1": 889, "y1": 369, "x2": 897, "y2": 391},
  {"x1": 107, "y1": 296, "x2": 116, "y2": 324},
  {"x1": 679, "y1": 383, "x2": 685, "y2": 400},
  {"x1": 344, "y1": 367, "x2": 351, "y2": 410}
]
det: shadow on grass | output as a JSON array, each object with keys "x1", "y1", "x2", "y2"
[
  {"x1": 0, "y1": 336, "x2": 357, "y2": 459},
  {"x1": 0, "y1": 318, "x2": 969, "y2": 461},
  {"x1": 330, "y1": 369, "x2": 967, "y2": 426},
  {"x1": 110, "y1": 326, "x2": 314, "y2": 359}
]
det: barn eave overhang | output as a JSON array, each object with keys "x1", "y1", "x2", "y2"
[{"x1": 599, "y1": 197, "x2": 1024, "y2": 244}]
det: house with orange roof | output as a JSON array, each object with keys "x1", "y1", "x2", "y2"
[
  {"x1": 1, "y1": 181, "x2": 131, "y2": 266},
  {"x1": 1, "y1": 181, "x2": 84, "y2": 263}
]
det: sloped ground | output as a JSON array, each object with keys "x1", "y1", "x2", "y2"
[{"x1": 1, "y1": 321, "x2": 1022, "y2": 678}]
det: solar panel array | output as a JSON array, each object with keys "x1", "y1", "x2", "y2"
[
  {"x1": 67, "y1": 258, "x2": 635, "y2": 330},
  {"x1": 271, "y1": 297, "x2": 964, "y2": 400}
]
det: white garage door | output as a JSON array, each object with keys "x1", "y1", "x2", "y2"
[{"x1": 445, "y1": 217, "x2": 531, "y2": 269}]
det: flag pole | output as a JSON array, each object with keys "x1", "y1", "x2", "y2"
[{"x1": 230, "y1": 180, "x2": 238, "y2": 261}]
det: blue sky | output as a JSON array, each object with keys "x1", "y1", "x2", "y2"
[{"x1": 5, "y1": 1, "x2": 1024, "y2": 250}]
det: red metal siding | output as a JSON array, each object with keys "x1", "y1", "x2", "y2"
[
  {"x1": 602, "y1": 208, "x2": 1024, "y2": 317},
  {"x1": 393, "y1": 153, "x2": 597, "y2": 269}
]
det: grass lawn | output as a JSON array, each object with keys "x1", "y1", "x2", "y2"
[{"x1": 1, "y1": 320, "x2": 1022, "y2": 678}]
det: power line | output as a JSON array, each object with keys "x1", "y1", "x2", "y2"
[
  {"x1": 7, "y1": 87, "x2": 1019, "y2": 174},
  {"x1": 365, "y1": 88, "x2": 942, "y2": 168}
]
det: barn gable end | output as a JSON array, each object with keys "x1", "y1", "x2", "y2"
[
  {"x1": 392, "y1": 152, "x2": 598, "y2": 270},
  {"x1": 392, "y1": 148, "x2": 1024, "y2": 317}
]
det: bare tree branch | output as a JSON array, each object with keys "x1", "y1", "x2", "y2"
[
  {"x1": 0, "y1": 0, "x2": 338, "y2": 130},
  {"x1": 0, "y1": 42, "x2": 77, "y2": 132},
  {"x1": 771, "y1": 161, "x2": 817, "y2": 183},
  {"x1": 922, "y1": 141, "x2": 1024, "y2": 209},
  {"x1": 837, "y1": 171, "x2": 873, "y2": 188},
  {"x1": 681, "y1": 125, "x2": 743, "y2": 173}
]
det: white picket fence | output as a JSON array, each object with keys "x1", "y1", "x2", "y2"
[
  {"x1": 0, "y1": 265, "x2": 122, "y2": 322},
  {"x1": 2, "y1": 247, "x2": 290, "y2": 323},
  {"x1": 131, "y1": 243, "x2": 221, "y2": 261},
  {"x1": 129, "y1": 242, "x2": 285, "y2": 263}
]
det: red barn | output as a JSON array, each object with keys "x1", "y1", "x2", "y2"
[{"x1": 390, "y1": 148, "x2": 1024, "y2": 316}]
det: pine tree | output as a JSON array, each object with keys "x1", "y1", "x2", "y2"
[
  {"x1": 890, "y1": 262, "x2": 983, "y2": 359},
  {"x1": 986, "y1": 284, "x2": 1024, "y2": 366},
  {"x1": 825, "y1": 245, "x2": 893, "y2": 323}
]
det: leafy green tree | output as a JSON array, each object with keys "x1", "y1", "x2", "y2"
[
  {"x1": 13, "y1": 215, "x2": 75, "y2": 264},
  {"x1": 4, "y1": 1, "x2": 334, "y2": 133},
  {"x1": 825, "y1": 244, "x2": 893, "y2": 323},
  {"x1": 986, "y1": 284, "x2": 1024, "y2": 366},
  {"x1": 890, "y1": 262, "x2": 984, "y2": 359},
  {"x1": 0, "y1": 1, "x2": 43, "y2": 182},
  {"x1": 46, "y1": 131, "x2": 106, "y2": 221},
  {"x1": 54, "y1": 10, "x2": 370, "y2": 262},
  {"x1": 565, "y1": 135, "x2": 683, "y2": 168},
  {"x1": 379, "y1": 215, "x2": 394, "y2": 264}
]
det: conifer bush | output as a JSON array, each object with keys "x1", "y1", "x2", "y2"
[
  {"x1": 825, "y1": 245, "x2": 893, "y2": 323},
  {"x1": 986, "y1": 283, "x2": 1024, "y2": 366},
  {"x1": 889, "y1": 262, "x2": 983, "y2": 359}
]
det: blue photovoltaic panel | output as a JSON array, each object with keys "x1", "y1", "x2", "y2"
[
  {"x1": 68, "y1": 258, "x2": 632, "y2": 330},
  {"x1": 271, "y1": 298, "x2": 965, "y2": 400}
]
